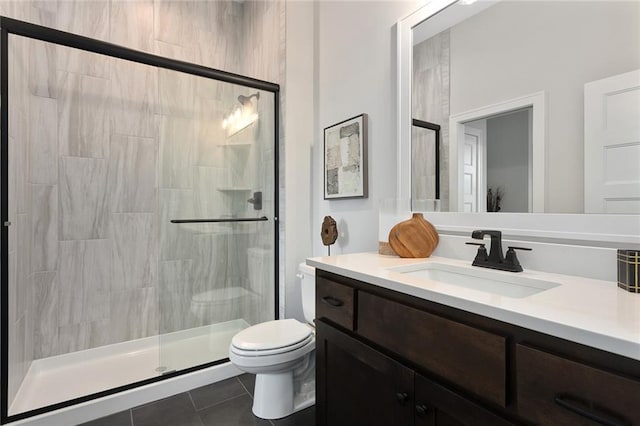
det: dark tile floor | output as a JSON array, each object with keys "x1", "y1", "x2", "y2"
[{"x1": 80, "y1": 374, "x2": 315, "y2": 426}]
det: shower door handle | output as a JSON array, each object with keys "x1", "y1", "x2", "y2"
[{"x1": 170, "y1": 216, "x2": 268, "y2": 224}]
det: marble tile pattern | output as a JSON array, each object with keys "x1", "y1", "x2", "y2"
[
  {"x1": 158, "y1": 259, "x2": 194, "y2": 333},
  {"x1": 159, "y1": 189, "x2": 195, "y2": 262},
  {"x1": 159, "y1": 116, "x2": 195, "y2": 189},
  {"x1": 109, "y1": 134, "x2": 157, "y2": 212},
  {"x1": 58, "y1": 72, "x2": 111, "y2": 158},
  {"x1": 58, "y1": 239, "x2": 111, "y2": 327},
  {"x1": 195, "y1": 97, "x2": 227, "y2": 168},
  {"x1": 59, "y1": 156, "x2": 110, "y2": 240},
  {"x1": 1, "y1": 1, "x2": 284, "y2": 405},
  {"x1": 158, "y1": 69, "x2": 197, "y2": 118},
  {"x1": 33, "y1": 271, "x2": 58, "y2": 359},
  {"x1": 110, "y1": 287, "x2": 158, "y2": 343},
  {"x1": 111, "y1": 213, "x2": 158, "y2": 292},
  {"x1": 31, "y1": 185, "x2": 58, "y2": 272},
  {"x1": 57, "y1": 319, "x2": 112, "y2": 354},
  {"x1": 191, "y1": 233, "x2": 230, "y2": 295},
  {"x1": 110, "y1": 60, "x2": 158, "y2": 139},
  {"x1": 413, "y1": 30, "x2": 451, "y2": 210},
  {"x1": 109, "y1": 1, "x2": 154, "y2": 53},
  {"x1": 16, "y1": 215, "x2": 33, "y2": 319},
  {"x1": 29, "y1": 96, "x2": 58, "y2": 185},
  {"x1": 29, "y1": 37, "x2": 57, "y2": 99},
  {"x1": 9, "y1": 35, "x2": 32, "y2": 215}
]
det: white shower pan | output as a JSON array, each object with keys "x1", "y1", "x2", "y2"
[{"x1": 9, "y1": 319, "x2": 248, "y2": 423}]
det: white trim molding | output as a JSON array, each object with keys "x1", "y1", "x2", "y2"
[
  {"x1": 396, "y1": 0, "x2": 458, "y2": 201},
  {"x1": 449, "y1": 91, "x2": 546, "y2": 212}
]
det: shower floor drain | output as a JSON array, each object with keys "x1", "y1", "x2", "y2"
[{"x1": 155, "y1": 366, "x2": 177, "y2": 375}]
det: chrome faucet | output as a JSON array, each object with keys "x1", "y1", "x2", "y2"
[{"x1": 466, "y1": 230, "x2": 531, "y2": 272}]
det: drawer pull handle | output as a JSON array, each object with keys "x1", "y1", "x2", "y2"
[
  {"x1": 396, "y1": 392, "x2": 409, "y2": 404},
  {"x1": 322, "y1": 296, "x2": 344, "y2": 307},
  {"x1": 415, "y1": 404, "x2": 429, "y2": 415},
  {"x1": 554, "y1": 394, "x2": 630, "y2": 426}
]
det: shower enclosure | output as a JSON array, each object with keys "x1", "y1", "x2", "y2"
[{"x1": 0, "y1": 17, "x2": 278, "y2": 422}]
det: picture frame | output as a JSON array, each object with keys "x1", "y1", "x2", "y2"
[{"x1": 323, "y1": 113, "x2": 368, "y2": 199}]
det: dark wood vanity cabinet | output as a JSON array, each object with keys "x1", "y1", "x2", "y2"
[
  {"x1": 413, "y1": 374, "x2": 515, "y2": 426},
  {"x1": 316, "y1": 320, "x2": 414, "y2": 426},
  {"x1": 315, "y1": 320, "x2": 513, "y2": 426},
  {"x1": 516, "y1": 345, "x2": 640, "y2": 425},
  {"x1": 315, "y1": 269, "x2": 640, "y2": 426}
]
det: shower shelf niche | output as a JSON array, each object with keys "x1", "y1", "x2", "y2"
[{"x1": 225, "y1": 118, "x2": 258, "y2": 139}]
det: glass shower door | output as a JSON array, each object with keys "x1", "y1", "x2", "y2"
[
  {"x1": 1, "y1": 15, "x2": 278, "y2": 421},
  {"x1": 157, "y1": 72, "x2": 277, "y2": 374}
]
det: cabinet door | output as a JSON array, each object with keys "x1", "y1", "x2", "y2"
[
  {"x1": 414, "y1": 374, "x2": 517, "y2": 426},
  {"x1": 316, "y1": 320, "x2": 415, "y2": 426}
]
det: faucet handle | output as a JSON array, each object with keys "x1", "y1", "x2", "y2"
[
  {"x1": 508, "y1": 246, "x2": 532, "y2": 252},
  {"x1": 504, "y1": 246, "x2": 532, "y2": 272},
  {"x1": 466, "y1": 242, "x2": 488, "y2": 262}
]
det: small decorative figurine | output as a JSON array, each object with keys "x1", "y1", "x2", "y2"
[{"x1": 321, "y1": 216, "x2": 338, "y2": 255}]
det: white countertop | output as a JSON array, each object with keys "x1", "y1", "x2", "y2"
[{"x1": 307, "y1": 252, "x2": 640, "y2": 361}]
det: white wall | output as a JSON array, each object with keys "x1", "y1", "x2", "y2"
[
  {"x1": 486, "y1": 109, "x2": 530, "y2": 213},
  {"x1": 313, "y1": 0, "x2": 418, "y2": 256},
  {"x1": 449, "y1": 1, "x2": 640, "y2": 213},
  {"x1": 284, "y1": 1, "x2": 315, "y2": 320}
]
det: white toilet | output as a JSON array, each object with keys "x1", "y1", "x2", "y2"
[{"x1": 228, "y1": 263, "x2": 316, "y2": 420}]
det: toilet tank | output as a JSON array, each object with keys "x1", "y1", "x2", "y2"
[{"x1": 298, "y1": 263, "x2": 316, "y2": 324}]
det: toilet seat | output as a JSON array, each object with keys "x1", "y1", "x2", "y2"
[
  {"x1": 231, "y1": 319, "x2": 313, "y2": 356},
  {"x1": 231, "y1": 334, "x2": 314, "y2": 357},
  {"x1": 229, "y1": 334, "x2": 315, "y2": 371}
]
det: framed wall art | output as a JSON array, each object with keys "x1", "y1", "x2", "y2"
[{"x1": 323, "y1": 113, "x2": 368, "y2": 199}]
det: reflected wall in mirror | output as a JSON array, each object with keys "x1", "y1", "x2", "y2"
[
  {"x1": 405, "y1": 0, "x2": 640, "y2": 213},
  {"x1": 412, "y1": 119, "x2": 441, "y2": 203}
]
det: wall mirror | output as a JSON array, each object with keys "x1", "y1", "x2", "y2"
[{"x1": 397, "y1": 0, "x2": 640, "y2": 214}]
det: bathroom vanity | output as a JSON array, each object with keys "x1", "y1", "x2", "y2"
[{"x1": 309, "y1": 253, "x2": 640, "y2": 426}]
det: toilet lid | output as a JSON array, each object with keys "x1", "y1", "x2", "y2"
[{"x1": 231, "y1": 319, "x2": 312, "y2": 351}]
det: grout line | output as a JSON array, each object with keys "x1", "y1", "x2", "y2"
[
  {"x1": 187, "y1": 391, "x2": 198, "y2": 411},
  {"x1": 129, "y1": 409, "x2": 134, "y2": 426},
  {"x1": 193, "y1": 393, "x2": 247, "y2": 412},
  {"x1": 236, "y1": 375, "x2": 253, "y2": 399}
]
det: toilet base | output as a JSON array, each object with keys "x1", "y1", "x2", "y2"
[{"x1": 251, "y1": 370, "x2": 315, "y2": 419}]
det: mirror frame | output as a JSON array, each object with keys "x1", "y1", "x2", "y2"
[
  {"x1": 396, "y1": 0, "x2": 457, "y2": 202},
  {"x1": 395, "y1": 0, "x2": 640, "y2": 246}
]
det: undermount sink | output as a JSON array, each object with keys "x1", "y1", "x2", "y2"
[{"x1": 389, "y1": 262, "x2": 561, "y2": 298}]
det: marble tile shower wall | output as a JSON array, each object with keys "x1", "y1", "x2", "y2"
[
  {"x1": 7, "y1": 32, "x2": 36, "y2": 406},
  {"x1": 1, "y1": 0, "x2": 284, "y2": 405},
  {"x1": 242, "y1": 0, "x2": 284, "y2": 320},
  {"x1": 413, "y1": 30, "x2": 450, "y2": 211}
]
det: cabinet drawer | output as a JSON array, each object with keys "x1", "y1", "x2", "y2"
[
  {"x1": 517, "y1": 344, "x2": 640, "y2": 425},
  {"x1": 316, "y1": 276, "x2": 355, "y2": 331},
  {"x1": 358, "y1": 291, "x2": 507, "y2": 407}
]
